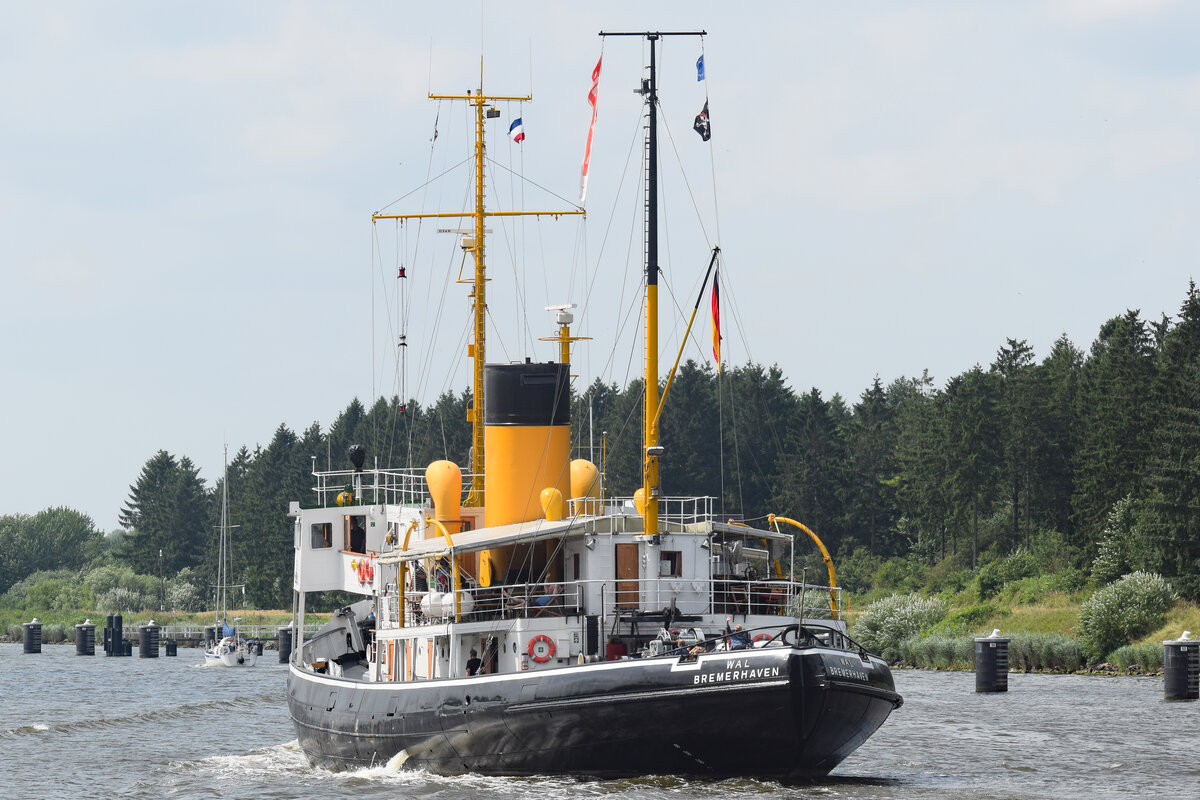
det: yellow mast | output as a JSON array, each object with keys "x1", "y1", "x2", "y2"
[
  {"x1": 538, "y1": 304, "x2": 590, "y2": 367},
  {"x1": 643, "y1": 36, "x2": 663, "y2": 537},
  {"x1": 373, "y1": 61, "x2": 582, "y2": 507}
]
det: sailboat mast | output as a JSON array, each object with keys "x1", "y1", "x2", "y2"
[{"x1": 218, "y1": 444, "x2": 228, "y2": 626}]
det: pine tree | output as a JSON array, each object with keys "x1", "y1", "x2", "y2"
[
  {"x1": 1072, "y1": 311, "x2": 1156, "y2": 557},
  {"x1": 846, "y1": 377, "x2": 900, "y2": 556},
  {"x1": 117, "y1": 450, "x2": 209, "y2": 576}
]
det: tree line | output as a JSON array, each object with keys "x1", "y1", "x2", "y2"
[{"x1": 5, "y1": 282, "x2": 1200, "y2": 609}]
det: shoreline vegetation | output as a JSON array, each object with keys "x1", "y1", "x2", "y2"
[
  {"x1": 0, "y1": 609, "x2": 326, "y2": 646},
  {"x1": 5, "y1": 593, "x2": 1197, "y2": 677},
  {"x1": 843, "y1": 583, "x2": 1200, "y2": 676}
]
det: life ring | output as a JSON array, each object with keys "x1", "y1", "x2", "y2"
[
  {"x1": 355, "y1": 557, "x2": 374, "y2": 584},
  {"x1": 527, "y1": 634, "x2": 555, "y2": 663},
  {"x1": 752, "y1": 633, "x2": 771, "y2": 646}
]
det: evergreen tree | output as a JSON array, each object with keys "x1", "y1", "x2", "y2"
[
  {"x1": 725, "y1": 363, "x2": 799, "y2": 517},
  {"x1": 991, "y1": 338, "x2": 1045, "y2": 552},
  {"x1": 845, "y1": 377, "x2": 900, "y2": 556},
  {"x1": 773, "y1": 388, "x2": 849, "y2": 548},
  {"x1": 117, "y1": 451, "x2": 208, "y2": 576},
  {"x1": 1038, "y1": 335, "x2": 1082, "y2": 545},
  {"x1": 1072, "y1": 311, "x2": 1156, "y2": 556},
  {"x1": 942, "y1": 366, "x2": 1001, "y2": 569},
  {"x1": 893, "y1": 373, "x2": 953, "y2": 560},
  {"x1": 658, "y1": 360, "x2": 721, "y2": 499},
  {"x1": 237, "y1": 425, "x2": 307, "y2": 608},
  {"x1": 1142, "y1": 283, "x2": 1200, "y2": 597}
]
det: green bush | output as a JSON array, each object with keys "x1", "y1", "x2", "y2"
[
  {"x1": 898, "y1": 634, "x2": 974, "y2": 669},
  {"x1": 977, "y1": 549, "x2": 1040, "y2": 598},
  {"x1": 873, "y1": 557, "x2": 926, "y2": 592},
  {"x1": 1008, "y1": 632, "x2": 1082, "y2": 672},
  {"x1": 999, "y1": 569, "x2": 1087, "y2": 604},
  {"x1": 1078, "y1": 571, "x2": 1177, "y2": 663},
  {"x1": 898, "y1": 631, "x2": 1081, "y2": 672},
  {"x1": 95, "y1": 587, "x2": 153, "y2": 613},
  {"x1": 1091, "y1": 496, "x2": 1146, "y2": 585},
  {"x1": 926, "y1": 602, "x2": 1002, "y2": 637},
  {"x1": 926, "y1": 567, "x2": 974, "y2": 597},
  {"x1": 83, "y1": 564, "x2": 158, "y2": 600},
  {"x1": 833, "y1": 547, "x2": 879, "y2": 596},
  {"x1": 851, "y1": 593, "x2": 948, "y2": 662},
  {"x1": 0, "y1": 570, "x2": 76, "y2": 608},
  {"x1": 1109, "y1": 642, "x2": 1164, "y2": 673},
  {"x1": 165, "y1": 567, "x2": 206, "y2": 612}
]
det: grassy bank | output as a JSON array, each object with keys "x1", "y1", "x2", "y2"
[{"x1": 846, "y1": 590, "x2": 1200, "y2": 674}]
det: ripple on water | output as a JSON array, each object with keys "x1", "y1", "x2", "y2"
[{"x1": 5, "y1": 647, "x2": 1199, "y2": 800}]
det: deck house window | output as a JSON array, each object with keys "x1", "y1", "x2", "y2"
[
  {"x1": 311, "y1": 522, "x2": 333, "y2": 549},
  {"x1": 660, "y1": 550, "x2": 682, "y2": 577}
]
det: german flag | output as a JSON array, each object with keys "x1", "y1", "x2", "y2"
[{"x1": 711, "y1": 270, "x2": 721, "y2": 374}]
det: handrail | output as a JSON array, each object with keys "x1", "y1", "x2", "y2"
[
  {"x1": 768, "y1": 515, "x2": 838, "y2": 620},
  {"x1": 397, "y1": 517, "x2": 460, "y2": 624},
  {"x1": 393, "y1": 574, "x2": 840, "y2": 627},
  {"x1": 396, "y1": 519, "x2": 420, "y2": 627}
]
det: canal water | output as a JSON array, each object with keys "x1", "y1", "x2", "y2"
[{"x1": 2, "y1": 643, "x2": 1196, "y2": 799}]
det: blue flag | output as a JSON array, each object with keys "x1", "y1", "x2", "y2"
[{"x1": 696, "y1": 54, "x2": 705, "y2": 81}]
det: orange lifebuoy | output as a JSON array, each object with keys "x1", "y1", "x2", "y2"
[
  {"x1": 752, "y1": 633, "x2": 771, "y2": 645},
  {"x1": 356, "y1": 557, "x2": 374, "y2": 584},
  {"x1": 527, "y1": 634, "x2": 555, "y2": 663}
]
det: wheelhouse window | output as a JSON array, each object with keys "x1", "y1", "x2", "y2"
[
  {"x1": 660, "y1": 550, "x2": 683, "y2": 577},
  {"x1": 344, "y1": 514, "x2": 367, "y2": 553},
  {"x1": 311, "y1": 523, "x2": 333, "y2": 549}
]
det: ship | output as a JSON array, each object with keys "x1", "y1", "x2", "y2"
[{"x1": 286, "y1": 31, "x2": 901, "y2": 780}]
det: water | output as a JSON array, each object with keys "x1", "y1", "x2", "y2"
[{"x1": 2, "y1": 644, "x2": 1197, "y2": 799}]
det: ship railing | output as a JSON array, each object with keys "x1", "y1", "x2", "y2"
[
  {"x1": 590, "y1": 495, "x2": 715, "y2": 525},
  {"x1": 309, "y1": 468, "x2": 481, "y2": 508},
  {"x1": 394, "y1": 575, "x2": 841, "y2": 626},
  {"x1": 398, "y1": 579, "x2": 585, "y2": 626}
]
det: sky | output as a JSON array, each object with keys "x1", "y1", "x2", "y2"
[{"x1": 3, "y1": 1, "x2": 1200, "y2": 533}]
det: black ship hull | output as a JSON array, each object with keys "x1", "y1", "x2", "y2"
[{"x1": 287, "y1": 645, "x2": 901, "y2": 780}]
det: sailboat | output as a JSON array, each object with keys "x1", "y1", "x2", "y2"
[
  {"x1": 203, "y1": 445, "x2": 257, "y2": 667},
  {"x1": 286, "y1": 33, "x2": 900, "y2": 779}
]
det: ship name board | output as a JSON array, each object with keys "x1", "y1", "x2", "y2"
[
  {"x1": 693, "y1": 660, "x2": 781, "y2": 685},
  {"x1": 828, "y1": 664, "x2": 869, "y2": 681}
]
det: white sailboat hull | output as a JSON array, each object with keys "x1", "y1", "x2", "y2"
[{"x1": 202, "y1": 636, "x2": 258, "y2": 667}]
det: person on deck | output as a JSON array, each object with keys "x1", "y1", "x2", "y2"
[
  {"x1": 466, "y1": 649, "x2": 482, "y2": 676},
  {"x1": 726, "y1": 616, "x2": 750, "y2": 650}
]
